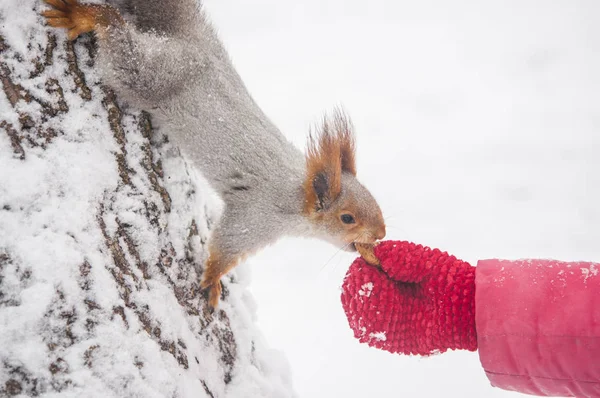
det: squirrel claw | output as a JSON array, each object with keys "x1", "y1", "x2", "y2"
[
  {"x1": 41, "y1": 9, "x2": 68, "y2": 18},
  {"x1": 208, "y1": 283, "x2": 222, "y2": 309},
  {"x1": 200, "y1": 280, "x2": 222, "y2": 309},
  {"x1": 43, "y1": 0, "x2": 70, "y2": 11}
]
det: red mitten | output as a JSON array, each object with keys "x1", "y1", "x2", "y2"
[{"x1": 341, "y1": 241, "x2": 477, "y2": 356}]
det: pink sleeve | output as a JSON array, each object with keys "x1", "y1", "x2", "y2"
[{"x1": 475, "y1": 258, "x2": 600, "y2": 397}]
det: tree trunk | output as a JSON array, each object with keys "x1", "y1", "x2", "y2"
[{"x1": 0, "y1": 1, "x2": 293, "y2": 397}]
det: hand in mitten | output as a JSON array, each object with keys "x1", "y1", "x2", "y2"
[{"x1": 341, "y1": 241, "x2": 477, "y2": 356}]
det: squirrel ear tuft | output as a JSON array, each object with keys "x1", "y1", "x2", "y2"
[
  {"x1": 303, "y1": 108, "x2": 357, "y2": 213},
  {"x1": 304, "y1": 115, "x2": 344, "y2": 213},
  {"x1": 332, "y1": 108, "x2": 357, "y2": 176}
]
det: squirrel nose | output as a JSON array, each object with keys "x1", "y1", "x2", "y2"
[{"x1": 374, "y1": 226, "x2": 386, "y2": 241}]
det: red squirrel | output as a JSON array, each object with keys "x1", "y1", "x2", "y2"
[{"x1": 42, "y1": 0, "x2": 386, "y2": 308}]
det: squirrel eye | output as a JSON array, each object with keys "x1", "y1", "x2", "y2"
[{"x1": 340, "y1": 214, "x2": 355, "y2": 224}]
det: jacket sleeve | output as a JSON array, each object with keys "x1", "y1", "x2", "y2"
[{"x1": 475, "y1": 258, "x2": 600, "y2": 397}]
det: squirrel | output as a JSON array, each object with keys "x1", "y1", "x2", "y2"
[{"x1": 42, "y1": 0, "x2": 386, "y2": 308}]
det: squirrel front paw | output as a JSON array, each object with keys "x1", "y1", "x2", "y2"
[
  {"x1": 200, "y1": 249, "x2": 241, "y2": 309},
  {"x1": 42, "y1": 0, "x2": 123, "y2": 41},
  {"x1": 200, "y1": 280, "x2": 223, "y2": 310}
]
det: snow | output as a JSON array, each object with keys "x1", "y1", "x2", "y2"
[
  {"x1": 202, "y1": 0, "x2": 600, "y2": 397},
  {"x1": 369, "y1": 332, "x2": 387, "y2": 342},
  {"x1": 358, "y1": 282, "x2": 373, "y2": 298}
]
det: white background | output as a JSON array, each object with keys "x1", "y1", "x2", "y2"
[{"x1": 203, "y1": 1, "x2": 600, "y2": 397}]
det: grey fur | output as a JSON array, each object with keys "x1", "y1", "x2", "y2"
[{"x1": 95, "y1": 0, "x2": 381, "y2": 267}]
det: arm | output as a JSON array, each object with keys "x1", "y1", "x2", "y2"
[
  {"x1": 342, "y1": 241, "x2": 600, "y2": 396},
  {"x1": 476, "y1": 258, "x2": 600, "y2": 397}
]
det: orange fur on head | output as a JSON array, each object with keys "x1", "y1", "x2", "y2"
[{"x1": 303, "y1": 109, "x2": 357, "y2": 214}]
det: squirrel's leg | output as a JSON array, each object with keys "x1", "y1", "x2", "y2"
[
  {"x1": 41, "y1": 0, "x2": 204, "y2": 109},
  {"x1": 199, "y1": 205, "x2": 273, "y2": 309},
  {"x1": 200, "y1": 245, "x2": 243, "y2": 309}
]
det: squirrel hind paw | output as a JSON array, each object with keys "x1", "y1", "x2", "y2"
[
  {"x1": 42, "y1": 0, "x2": 80, "y2": 32},
  {"x1": 42, "y1": 0, "x2": 111, "y2": 41}
]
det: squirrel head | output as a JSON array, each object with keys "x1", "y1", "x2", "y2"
[{"x1": 303, "y1": 110, "x2": 386, "y2": 251}]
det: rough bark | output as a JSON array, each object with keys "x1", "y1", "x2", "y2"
[{"x1": 0, "y1": 2, "x2": 293, "y2": 397}]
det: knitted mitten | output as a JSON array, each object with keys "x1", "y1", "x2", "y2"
[{"x1": 341, "y1": 241, "x2": 477, "y2": 355}]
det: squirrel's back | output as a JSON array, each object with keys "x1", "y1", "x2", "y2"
[{"x1": 104, "y1": 0, "x2": 305, "y2": 197}]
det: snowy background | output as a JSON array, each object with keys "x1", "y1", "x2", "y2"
[{"x1": 203, "y1": 0, "x2": 600, "y2": 397}]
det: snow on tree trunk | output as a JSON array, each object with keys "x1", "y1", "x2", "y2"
[{"x1": 0, "y1": 1, "x2": 294, "y2": 397}]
